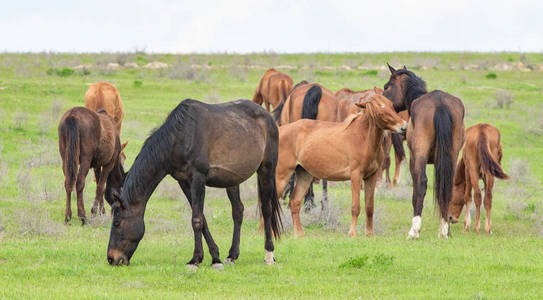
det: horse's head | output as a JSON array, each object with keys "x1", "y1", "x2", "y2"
[
  {"x1": 356, "y1": 95, "x2": 407, "y2": 134},
  {"x1": 448, "y1": 161, "x2": 467, "y2": 224},
  {"x1": 383, "y1": 64, "x2": 426, "y2": 112},
  {"x1": 106, "y1": 189, "x2": 144, "y2": 266}
]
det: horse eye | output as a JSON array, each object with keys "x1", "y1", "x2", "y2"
[{"x1": 113, "y1": 220, "x2": 121, "y2": 227}]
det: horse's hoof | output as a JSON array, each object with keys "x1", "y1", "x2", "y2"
[
  {"x1": 407, "y1": 230, "x2": 419, "y2": 240},
  {"x1": 264, "y1": 251, "x2": 275, "y2": 265},
  {"x1": 211, "y1": 263, "x2": 224, "y2": 270},
  {"x1": 80, "y1": 217, "x2": 87, "y2": 226},
  {"x1": 224, "y1": 257, "x2": 236, "y2": 265},
  {"x1": 186, "y1": 264, "x2": 198, "y2": 272}
]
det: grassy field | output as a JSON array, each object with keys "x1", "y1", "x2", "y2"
[{"x1": 0, "y1": 52, "x2": 543, "y2": 299}]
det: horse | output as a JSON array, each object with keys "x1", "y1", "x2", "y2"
[
  {"x1": 85, "y1": 82, "x2": 124, "y2": 134},
  {"x1": 379, "y1": 110, "x2": 409, "y2": 186},
  {"x1": 275, "y1": 94, "x2": 407, "y2": 237},
  {"x1": 449, "y1": 123, "x2": 509, "y2": 234},
  {"x1": 106, "y1": 99, "x2": 282, "y2": 269},
  {"x1": 58, "y1": 107, "x2": 126, "y2": 225},
  {"x1": 272, "y1": 83, "x2": 361, "y2": 211},
  {"x1": 252, "y1": 69, "x2": 293, "y2": 112},
  {"x1": 335, "y1": 87, "x2": 384, "y2": 103},
  {"x1": 383, "y1": 64, "x2": 465, "y2": 239}
]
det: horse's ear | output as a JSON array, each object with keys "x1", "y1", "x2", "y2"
[
  {"x1": 387, "y1": 63, "x2": 396, "y2": 74},
  {"x1": 403, "y1": 65, "x2": 407, "y2": 70},
  {"x1": 373, "y1": 86, "x2": 378, "y2": 93},
  {"x1": 355, "y1": 102, "x2": 367, "y2": 109},
  {"x1": 121, "y1": 139, "x2": 129, "y2": 151}
]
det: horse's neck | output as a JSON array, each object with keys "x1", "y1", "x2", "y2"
[
  {"x1": 124, "y1": 149, "x2": 168, "y2": 209},
  {"x1": 349, "y1": 115, "x2": 385, "y2": 157},
  {"x1": 405, "y1": 87, "x2": 427, "y2": 113}
]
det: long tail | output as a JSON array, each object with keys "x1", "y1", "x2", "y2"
[
  {"x1": 478, "y1": 133, "x2": 510, "y2": 179},
  {"x1": 272, "y1": 101, "x2": 285, "y2": 125},
  {"x1": 279, "y1": 79, "x2": 289, "y2": 103},
  {"x1": 433, "y1": 104, "x2": 454, "y2": 219},
  {"x1": 257, "y1": 175, "x2": 283, "y2": 239},
  {"x1": 252, "y1": 88, "x2": 263, "y2": 105},
  {"x1": 61, "y1": 116, "x2": 80, "y2": 189},
  {"x1": 301, "y1": 85, "x2": 322, "y2": 119},
  {"x1": 391, "y1": 133, "x2": 406, "y2": 162}
]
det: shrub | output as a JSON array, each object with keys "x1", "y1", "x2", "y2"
[
  {"x1": 339, "y1": 253, "x2": 394, "y2": 269},
  {"x1": 362, "y1": 70, "x2": 378, "y2": 76},
  {"x1": 485, "y1": 72, "x2": 497, "y2": 79},
  {"x1": 46, "y1": 68, "x2": 75, "y2": 77},
  {"x1": 133, "y1": 80, "x2": 143, "y2": 87}
]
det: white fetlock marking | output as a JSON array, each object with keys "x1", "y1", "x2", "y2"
[
  {"x1": 407, "y1": 216, "x2": 421, "y2": 239},
  {"x1": 211, "y1": 263, "x2": 224, "y2": 270},
  {"x1": 224, "y1": 258, "x2": 235, "y2": 265},
  {"x1": 186, "y1": 264, "x2": 198, "y2": 272},
  {"x1": 438, "y1": 218, "x2": 449, "y2": 238},
  {"x1": 264, "y1": 251, "x2": 275, "y2": 265}
]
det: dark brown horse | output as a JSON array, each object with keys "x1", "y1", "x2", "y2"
[
  {"x1": 252, "y1": 69, "x2": 293, "y2": 112},
  {"x1": 449, "y1": 123, "x2": 509, "y2": 234},
  {"x1": 272, "y1": 83, "x2": 361, "y2": 211},
  {"x1": 275, "y1": 95, "x2": 407, "y2": 237},
  {"x1": 383, "y1": 64, "x2": 465, "y2": 239},
  {"x1": 106, "y1": 99, "x2": 282, "y2": 269},
  {"x1": 58, "y1": 107, "x2": 126, "y2": 225}
]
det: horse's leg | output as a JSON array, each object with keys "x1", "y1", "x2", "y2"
[
  {"x1": 75, "y1": 159, "x2": 91, "y2": 225},
  {"x1": 348, "y1": 171, "x2": 362, "y2": 237},
  {"x1": 91, "y1": 167, "x2": 101, "y2": 217},
  {"x1": 392, "y1": 153, "x2": 402, "y2": 187},
  {"x1": 95, "y1": 163, "x2": 114, "y2": 216},
  {"x1": 463, "y1": 170, "x2": 473, "y2": 232},
  {"x1": 64, "y1": 170, "x2": 73, "y2": 225},
  {"x1": 303, "y1": 182, "x2": 315, "y2": 212},
  {"x1": 187, "y1": 173, "x2": 209, "y2": 268},
  {"x1": 290, "y1": 168, "x2": 313, "y2": 238},
  {"x1": 483, "y1": 175, "x2": 494, "y2": 234},
  {"x1": 467, "y1": 164, "x2": 481, "y2": 233},
  {"x1": 407, "y1": 155, "x2": 428, "y2": 239},
  {"x1": 321, "y1": 180, "x2": 329, "y2": 214},
  {"x1": 363, "y1": 173, "x2": 378, "y2": 237},
  {"x1": 257, "y1": 156, "x2": 281, "y2": 265},
  {"x1": 225, "y1": 185, "x2": 244, "y2": 264},
  {"x1": 265, "y1": 101, "x2": 271, "y2": 113},
  {"x1": 178, "y1": 179, "x2": 221, "y2": 269}
]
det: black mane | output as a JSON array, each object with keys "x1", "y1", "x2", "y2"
[
  {"x1": 122, "y1": 100, "x2": 198, "y2": 205},
  {"x1": 395, "y1": 69, "x2": 427, "y2": 111}
]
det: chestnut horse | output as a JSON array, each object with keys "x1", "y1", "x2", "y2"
[
  {"x1": 449, "y1": 123, "x2": 509, "y2": 234},
  {"x1": 106, "y1": 99, "x2": 282, "y2": 269},
  {"x1": 335, "y1": 87, "x2": 384, "y2": 103},
  {"x1": 383, "y1": 64, "x2": 465, "y2": 239},
  {"x1": 85, "y1": 82, "x2": 124, "y2": 134},
  {"x1": 272, "y1": 83, "x2": 361, "y2": 210},
  {"x1": 252, "y1": 69, "x2": 293, "y2": 112},
  {"x1": 275, "y1": 95, "x2": 407, "y2": 237},
  {"x1": 58, "y1": 107, "x2": 126, "y2": 225},
  {"x1": 379, "y1": 110, "x2": 409, "y2": 186}
]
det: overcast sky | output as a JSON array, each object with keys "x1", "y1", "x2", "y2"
[{"x1": 2, "y1": 0, "x2": 542, "y2": 53}]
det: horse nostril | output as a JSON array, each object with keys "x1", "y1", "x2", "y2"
[{"x1": 107, "y1": 257, "x2": 114, "y2": 265}]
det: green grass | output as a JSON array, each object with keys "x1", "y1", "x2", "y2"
[{"x1": 1, "y1": 52, "x2": 543, "y2": 299}]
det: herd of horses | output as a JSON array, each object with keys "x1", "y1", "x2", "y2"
[{"x1": 57, "y1": 65, "x2": 510, "y2": 269}]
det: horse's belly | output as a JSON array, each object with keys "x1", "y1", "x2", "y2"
[
  {"x1": 206, "y1": 162, "x2": 259, "y2": 187},
  {"x1": 298, "y1": 148, "x2": 351, "y2": 181}
]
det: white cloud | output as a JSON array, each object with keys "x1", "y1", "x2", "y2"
[{"x1": 1, "y1": 0, "x2": 542, "y2": 52}]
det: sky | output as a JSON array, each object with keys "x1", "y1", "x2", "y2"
[{"x1": 1, "y1": 0, "x2": 542, "y2": 53}]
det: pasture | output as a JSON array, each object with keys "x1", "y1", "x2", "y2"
[{"x1": 1, "y1": 52, "x2": 543, "y2": 298}]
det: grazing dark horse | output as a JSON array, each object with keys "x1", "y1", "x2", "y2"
[
  {"x1": 106, "y1": 99, "x2": 282, "y2": 269},
  {"x1": 449, "y1": 123, "x2": 509, "y2": 234},
  {"x1": 252, "y1": 69, "x2": 293, "y2": 112},
  {"x1": 273, "y1": 83, "x2": 360, "y2": 211},
  {"x1": 58, "y1": 107, "x2": 126, "y2": 225},
  {"x1": 383, "y1": 64, "x2": 465, "y2": 239}
]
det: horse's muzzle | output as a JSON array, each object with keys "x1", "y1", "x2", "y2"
[{"x1": 107, "y1": 250, "x2": 130, "y2": 266}]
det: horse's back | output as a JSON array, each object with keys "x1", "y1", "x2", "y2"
[
  {"x1": 178, "y1": 99, "x2": 277, "y2": 187},
  {"x1": 84, "y1": 82, "x2": 124, "y2": 130},
  {"x1": 282, "y1": 84, "x2": 339, "y2": 124}
]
